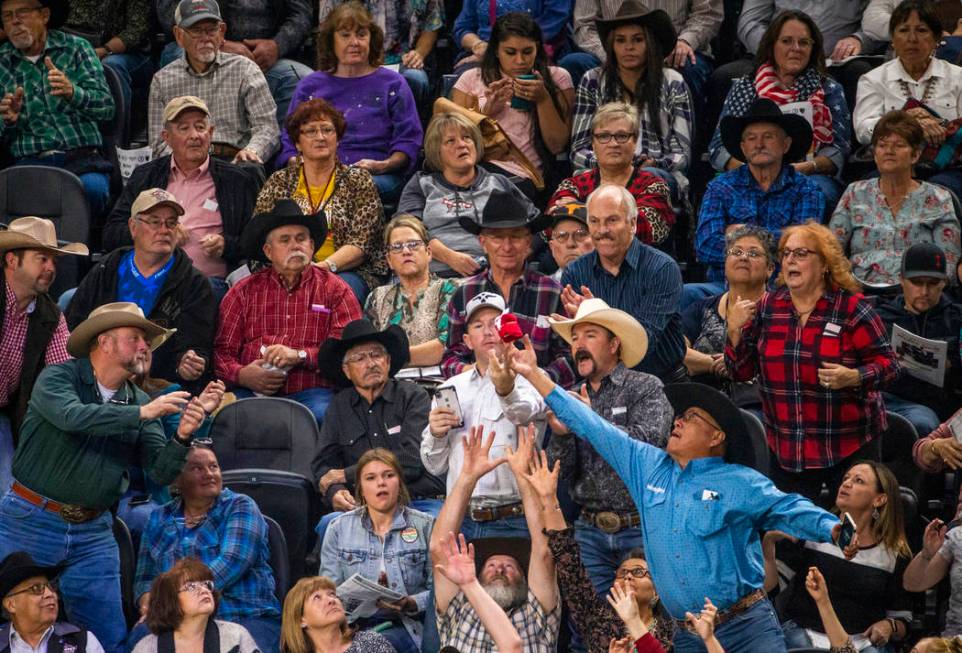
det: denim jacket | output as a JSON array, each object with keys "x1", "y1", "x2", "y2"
[{"x1": 320, "y1": 505, "x2": 434, "y2": 645}]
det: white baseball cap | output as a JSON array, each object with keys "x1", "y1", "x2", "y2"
[{"x1": 465, "y1": 291, "x2": 506, "y2": 323}]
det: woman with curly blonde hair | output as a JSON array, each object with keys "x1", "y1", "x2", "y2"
[{"x1": 726, "y1": 221, "x2": 900, "y2": 500}]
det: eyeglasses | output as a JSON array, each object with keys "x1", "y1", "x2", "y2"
[
  {"x1": 777, "y1": 36, "x2": 815, "y2": 49},
  {"x1": 552, "y1": 229, "x2": 589, "y2": 243},
  {"x1": 344, "y1": 349, "x2": 387, "y2": 365},
  {"x1": 677, "y1": 409, "x2": 720, "y2": 430},
  {"x1": 183, "y1": 25, "x2": 221, "y2": 39},
  {"x1": 592, "y1": 132, "x2": 635, "y2": 144},
  {"x1": 6, "y1": 581, "x2": 57, "y2": 598},
  {"x1": 615, "y1": 567, "x2": 650, "y2": 579},
  {"x1": 179, "y1": 580, "x2": 215, "y2": 594},
  {"x1": 726, "y1": 247, "x2": 767, "y2": 260},
  {"x1": 300, "y1": 125, "x2": 337, "y2": 139},
  {"x1": 137, "y1": 216, "x2": 179, "y2": 230},
  {"x1": 780, "y1": 247, "x2": 816, "y2": 261},
  {"x1": 1, "y1": 6, "x2": 41, "y2": 21},
  {"x1": 387, "y1": 239, "x2": 426, "y2": 254},
  {"x1": 483, "y1": 232, "x2": 529, "y2": 245}
]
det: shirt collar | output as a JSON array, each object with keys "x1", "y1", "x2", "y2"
[
  {"x1": 606, "y1": 362, "x2": 629, "y2": 386},
  {"x1": 681, "y1": 456, "x2": 726, "y2": 474},
  {"x1": 270, "y1": 265, "x2": 315, "y2": 292},
  {"x1": 10, "y1": 624, "x2": 55, "y2": 651},
  {"x1": 3, "y1": 282, "x2": 34, "y2": 318},
  {"x1": 744, "y1": 164, "x2": 793, "y2": 192},
  {"x1": 171, "y1": 153, "x2": 211, "y2": 178},
  {"x1": 350, "y1": 379, "x2": 396, "y2": 406},
  {"x1": 360, "y1": 505, "x2": 410, "y2": 533},
  {"x1": 893, "y1": 57, "x2": 944, "y2": 84},
  {"x1": 181, "y1": 50, "x2": 224, "y2": 76},
  {"x1": 590, "y1": 239, "x2": 642, "y2": 274}
]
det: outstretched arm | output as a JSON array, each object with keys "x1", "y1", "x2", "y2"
[{"x1": 805, "y1": 567, "x2": 856, "y2": 652}]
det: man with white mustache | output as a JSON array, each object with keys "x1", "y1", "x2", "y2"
[
  {"x1": 0, "y1": 302, "x2": 208, "y2": 653},
  {"x1": 214, "y1": 199, "x2": 362, "y2": 425}
]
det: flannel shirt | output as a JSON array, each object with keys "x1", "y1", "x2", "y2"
[
  {"x1": 548, "y1": 166, "x2": 674, "y2": 245},
  {"x1": 214, "y1": 265, "x2": 362, "y2": 395},
  {"x1": 725, "y1": 287, "x2": 900, "y2": 472},
  {"x1": 695, "y1": 165, "x2": 825, "y2": 281},
  {"x1": 0, "y1": 285, "x2": 69, "y2": 408},
  {"x1": 0, "y1": 30, "x2": 113, "y2": 157},
  {"x1": 440, "y1": 268, "x2": 574, "y2": 387},
  {"x1": 148, "y1": 52, "x2": 279, "y2": 161},
  {"x1": 438, "y1": 589, "x2": 560, "y2": 653},
  {"x1": 134, "y1": 489, "x2": 280, "y2": 620},
  {"x1": 570, "y1": 67, "x2": 692, "y2": 182}
]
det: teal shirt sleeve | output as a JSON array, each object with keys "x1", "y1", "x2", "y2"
[{"x1": 743, "y1": 470, "x2": 839, "y2": 543}]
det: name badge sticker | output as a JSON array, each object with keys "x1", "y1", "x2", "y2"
[
  {"x1": 612, "y1": 406, "x2": 627, "y2": 416},
  {"x1": 823, "y1": 322, "x2": 842, "y2": 337},
  {"x1": 202, "y1": 198, "x2": 218, "y2": 211},
  {"x1": 701, "y1": 489, "x2": 720, "y2": 501},
  {"x1": 387, "y1": 424, "x2": 401, "y2": 435}
]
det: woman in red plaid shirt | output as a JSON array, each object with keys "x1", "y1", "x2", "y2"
[{"x1": 725, "y1": 221, "x2": 900, "y2": 501}]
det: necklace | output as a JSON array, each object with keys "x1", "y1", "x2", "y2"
[
  {"x1": 301, "y1": 164, "x2": 335, "y2": 215},
  {"x1": 898, "y1": 76, "x2": 937, "y2": 105}
]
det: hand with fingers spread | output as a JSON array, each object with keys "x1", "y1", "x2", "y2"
[
  {"x1": 506, "y1": 334, "x2": 539, "y2": 378},
  {"x1": 460, "y1": 425, "x2": 507, "y2": 482},
  {"x1": 685, "y1": 597, "x2": 720, "y2": 646},
  {"x1": 504, "y1": 423, "x2": 537, "y2": 478},
  {"x1": 140, "y1": 390, "x2": 191, "y2": 420},
  {"x1": 434, "y1": 531, "x2": 477, "y2": 587},
  {"x1": 561, "y1": 284, "x2": 593, "y2": 317},
  {"x1": 523, "y1": 449, "x2": 560, "y2": 502},
  {"x1": 608, "y1": 581, "x2": 646, "y2": 640},
  {"x1": 487, "y1": 342, "x2": 518, "y2": 396},
  {"x1": 44, "y1": 57, "x2": 73, "y2": 100},
  {"x1": 197, "y1": 379, "x2": 225, "y2": 414}
]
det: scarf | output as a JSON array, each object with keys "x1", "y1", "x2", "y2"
[{"x1": 753, "y1": 63, "x2": 834, "y2": 146}]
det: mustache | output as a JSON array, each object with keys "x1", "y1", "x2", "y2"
[
  {"x1": 285, "y1": 251, "x2": 309, "y2": 264},
  {"x1": 574, "y1": 349, "x2": 594, "y2": 362}
]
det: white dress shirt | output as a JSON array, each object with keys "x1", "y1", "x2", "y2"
[
  {"x1": 420, "y1": 368, "x2": 547, "y2": 508},
  {"x1": 10, "y1": 626, "x2": 105, "y2": 653},
  {"x1": 853, "y1": 57, "x2": 962, "y2": 144}
]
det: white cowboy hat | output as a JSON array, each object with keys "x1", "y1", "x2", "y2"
[
  {"x1": 66, "y1": 302, "x2": 176, "y2": 358},
  {"x1": 549, "y1": 298, "x2": 649, "y2": 367},
  {"x1": 0, "y1": 217, "x2": 88, "y2": 256}
]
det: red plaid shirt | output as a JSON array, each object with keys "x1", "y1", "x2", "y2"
[
  {"x1": 547, "y1": 166, "x2": 674, "y2": 244},
  {"x1": 0, "y1": 284, "x2": 70, "y2": 407},
  {"x1": 214, "y1": 266, "x2": 362, "y2": 395},
  {"x1": 726, "y1": 287, "x2": 899, "y2": 472}
]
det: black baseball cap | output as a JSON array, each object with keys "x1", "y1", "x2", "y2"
[
  {"x1": 174, "y1": 0, "x2": 222, "y2": 27},
  {"x1": 548, "y1": 201, "x2": 588, "y2": 229},
  {"x1": 901, "y1": 243, "x2": 948, "y2": 280}
]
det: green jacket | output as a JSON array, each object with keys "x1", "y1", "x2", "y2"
[{"x1": 13, "y1": 358, "x2": 189, "y2": 510}]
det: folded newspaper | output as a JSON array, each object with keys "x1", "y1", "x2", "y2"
[
  {"x1": 336, "y1": 574, "x2": 405, "y2": 621},
  {"x1": 891, "y1": 324, "x2": 948, "y2": 387}
]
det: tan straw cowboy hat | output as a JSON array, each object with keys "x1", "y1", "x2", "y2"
[
  {"x1": 66, "y1": 302, "x2": 176, "y2": 358},
  {"x1": 549, "y1": 298, "x2": 649, "y2": 368},
  {"x1": 0, "y1": 217, "x2": 89, "y2": 256}
]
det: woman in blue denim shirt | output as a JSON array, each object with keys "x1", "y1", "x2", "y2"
[{"x1": 320, "y1": 448, "x2": 434, "y2": 653}]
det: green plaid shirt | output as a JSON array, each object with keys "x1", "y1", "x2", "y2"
[{"x1": 0, "y1": 30, "x2": 114, "y2": 157}]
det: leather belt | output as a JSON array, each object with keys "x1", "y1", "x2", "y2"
[
  {"x1": 470, "y1": 501, "x2": 524, "y2": 522},
  {"x1": 674, "y1": 589, "x2": 766, "y2": 631},
  {"x1": 210, "y1": 143, "x2": 240, "y2": 158},
  {"x1": 581, "y1": 508, "x2": 641, "y2": 534},
  {"x1": 12, "y1": 482, "x2": 103, "y2": 524}
]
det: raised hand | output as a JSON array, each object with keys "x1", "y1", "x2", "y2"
[
  {"x1": 922, "y1": 519, "x2": 948, "y2": 558},
  {"x1": 507, "y1": 334, "x2": 539, "y2": 378},
  {"x1": 434, "y1": 531, "x2": 477, "y2": 587},
  {"x1": 685, "y1": 597, "x2": 719, "y2": 642},
  {"x1": 523, "y1": 449, "x2": 560, "y2": 501},
  {"x1": 505, "y1": 423, "x2": 536, "y2": 477},
  {"x1": 561, "y1": 284, "x2": 593, "y2": 317},
  {"x1": 44, "y1": 57, "x2": 73, "y2": 100},
  {"x1": 460, "y1": 425, "x2": 507, "y2": 482},
  {"x1": 175, "y1": 398, "x2": 207, "y2": 438},
  {"x1": 140, "y1": 390, "x2": 191, "y2": 420},
  {"x1": 197, "y1": 380, "x2": 226, "y2": 414},
  {"x1": 607, "y1": 580, "x2": 641, "y2": 626},
  {"x1": 727, "y1": 295, "x2": 757, "y2": 333},
  {"x1": 487, "y1": 343, "x2": 517, "y2": 396}
]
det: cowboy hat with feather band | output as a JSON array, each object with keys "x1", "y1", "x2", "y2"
[
  {"x1": 662, "y1": 383, "x2": 756, "y2": 468},
  {"x1": 549, "y1": 298, "x2": 649, "y2": 368},
  {"x1": 458, "y1": 189, "x2": 549, "y2": 235},
  {"x1": 66, "y1": 302, "x2": 176, "y2": 358},
  {"x1": 595, "y1": 0, "x2": 677, "y2": 57},
  {"x1": 240, "y1": 198, "x2": 328, "y2": 262},
  {"x1": 0, "y1": 217, "x2": 88, "y2": 257},
  {"x1": 0, "y1": 552, "x2": 63, "y2": 599},
  {"x1": 720, "y1": 98, "x2": 813, "y2": 164},
  {"x1": 317, "y1": 319, "x2": 410, "y2": 387}
]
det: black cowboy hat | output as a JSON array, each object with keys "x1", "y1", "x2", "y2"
[
  {"x1": 240, "y1": 199, "x2": 328, "y2": 262},
  {"x1": 317, "y1": 319, "x2": 410, "y2": 387},
  {"x1": 663, "y1": 383, "x2": 756, "y2": 468},
  {"x1": 720, "y1": 98, "x2": 814, "y2": 164},
  {"x1": 35, "y1": 0, "x2": 68, "y2": 30},
  {"x1": 471, "y1": 537, "x2": 531, "y2": 578},
  {"x1": 458, "y1": 189, "x2": 549, "y2": 235},
  {"x1": 596, "y1": 0, "x2": 677, "y2": 57},
  {"x1": 0, "y1": 552, "x2": 63, "y2": 600}
]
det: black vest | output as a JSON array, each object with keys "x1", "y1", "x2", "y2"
[
  {"x1": 0, "y1": 277, "x2": 62, "y2": 441},
  {"x1": 0, "y1": 623, "x2": 89, "y2": 653}
]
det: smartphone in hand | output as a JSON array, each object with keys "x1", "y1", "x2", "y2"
[
  {"x1": 435, "y1": 387, "x2": 464, "y2": 427},
  {"x1": 837, "y1": 512, "x2": 857, "y2": 550}
]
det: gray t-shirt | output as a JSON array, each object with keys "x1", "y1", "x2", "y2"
[{"x1": 939, "y1": 527, "x2": 962, "y2": 636}]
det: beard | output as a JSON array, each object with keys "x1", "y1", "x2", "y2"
[
  {"x1": 482, "y1": 575, "x2": 528, "y2": 611},
  {"x1": 9, "y1": 31, "x2": 34, "y2": 51}
]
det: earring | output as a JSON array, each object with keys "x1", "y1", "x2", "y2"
[
  {"x1": 300, "y1": 622, "x2": 307, "y2": 629},
  {"x1": 872, "y1": 507, "x2": 880, "y2": 521}
]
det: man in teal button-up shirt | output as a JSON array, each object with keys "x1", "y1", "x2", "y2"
[{"x1": 509, "y1": 335, "x2": 848, "y2": 653}]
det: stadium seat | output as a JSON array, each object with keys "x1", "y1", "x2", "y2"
[
  {"x1": 112, "y1": 516, "x2": 137, "y2": 629},
  {"x1": 264, "y1": 515, "x2": 291, "y2": 604},
  {"x1": 739, "y1": 408, "x2": 771, "y2": 477},
  {"x1": 99, "y1": 64, "x2": 131, "y2": 195},
  {"x1": 881, "y1": 412, "x2": 921, "y2": 494}
]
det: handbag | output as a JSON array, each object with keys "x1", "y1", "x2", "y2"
[
  {"x1": 903, "y1": 97, "x2": 962, "y2": 171},
  {"x1": 432, "y1": 96, "x2": 545, "y2": 189}
]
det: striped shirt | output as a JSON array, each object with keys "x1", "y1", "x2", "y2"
[
  {"x1": 148, "y1": 52, "x2": 279, "y2": 161},
  {"x1": 0, "y1": 30, "x2": 114, "y2": 157},
  {"x1": 570, "y1": 67, "x2": 693, "y2": 192},
  {"x1": 561, "y1": 240, "x2": 686, "y2": 380}
]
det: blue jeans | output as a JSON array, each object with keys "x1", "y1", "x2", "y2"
[
  {"x1": 0, "y1": 492, "x2": 125, "y2": 653},
  {"x1": 14, "y1": 154, "x2": 110, "y2": 218},
  {"x1": 928, "y1": 169, "x2": 962, "y2": 202},
  {"x1": 673, "y1": 598, "x2": 786, "y2": 653},
  {"x1": 208, "y1": 276, "x2": 229, "y2": 304},
  {"x1": 371, "y1": 624, "x2": 418, "y2": 653},
  {"x1": 557, "y1": 51, "x2": 601, "y2": 87},
  {"x1": 459, "y1": 514, "x2": 530, "y2": 540},
  {"x1": 0, "y1": 415, "x2": 12, "y2": 496},
  {"x1": 809, "y1": 174, "x2": 843, "y2": 218},
  {"x1": 782, "y1": 620, "x2": 892, "y2": 653},
  {"x1": 676, "y1": 51, "x2": 713, "y2": 131},
  {"x1": 573, "y1": 519, "x2": 646, "y2": 596},
  {"x1": 338, "y1": 270, "x2": 369, "y2": 307},
  {"x1": 233, "y1": 386, "x2": 334, "y2": 426},
  {"x1": 116, "y1": 490, "x2": 161, "y2": 551},
  {"x1": 239, "y1": 615, "x2": 282, "y2": 653},
  {"x1": 401, "y1": 66, "x2": 431, "y2": 116},
  {"x1": 374, "y1": 172, "x2": 406, "y2": 208},
  {"x1": 681, "y1": 280, "x2": 726, "y2": 310},
  {"x1": 883, "y1": 392, "x2": 939, "y2": 438},
  {"x1": 103, "y1": 52, "x2": 154, "y2": 111}
]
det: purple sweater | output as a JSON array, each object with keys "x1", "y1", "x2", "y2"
[{"x1": 278, "y1": 68, "x2": 423, "y2": 173}]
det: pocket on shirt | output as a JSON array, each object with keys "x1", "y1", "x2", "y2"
[
  {"x1": 337, "y1": 548, "x2": 369, "y2": 568},
  {"x1": 306, "y1": 309, "x2": 333, "y2": 340},
  {"x1": 686, "y1": 500, "x2": 726, "y2": 537},
  {"x1": 398, "y1": 548, "x2": 428, "y2": 590}
]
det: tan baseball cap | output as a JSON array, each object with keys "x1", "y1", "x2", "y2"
[
  {"x1": 130, "y1": 188, "x2": 185, "y2": 221},
  {"x1": 163, "y1": 95, "x2": 211, "y2": 123}
]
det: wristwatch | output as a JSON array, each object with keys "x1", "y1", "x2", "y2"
[
  {"x1": 326, "y1": 259, "x2": 338, "y2": 273},
  {"x1": 298, "y1": 349, "x2": 307, "y2": 363}
]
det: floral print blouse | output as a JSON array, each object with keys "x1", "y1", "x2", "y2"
[
  {"x1": 364, "y1": 276, "x2": 459, "y2": 347},
  {"x1": 829, "y1": 178, "x2": 961, "y2": 285}
]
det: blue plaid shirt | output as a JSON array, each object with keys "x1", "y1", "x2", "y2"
[
  {"x1": 134, "y1": 489, "x2": 280, "y2": 620},
  {"x1": 695, "y1": 165, "x2": 826, "y2": 281}
]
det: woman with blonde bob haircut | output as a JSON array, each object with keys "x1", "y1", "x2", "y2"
[
  {"x1": 727, "y1": 221, "x2": 900, "y2": 501},
  {"x1": 397, "y1": 111, "x2": 539, "y2": 277},
  {"x1": 280, "y1": 577, "x2": 395, "y2": 653}
]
